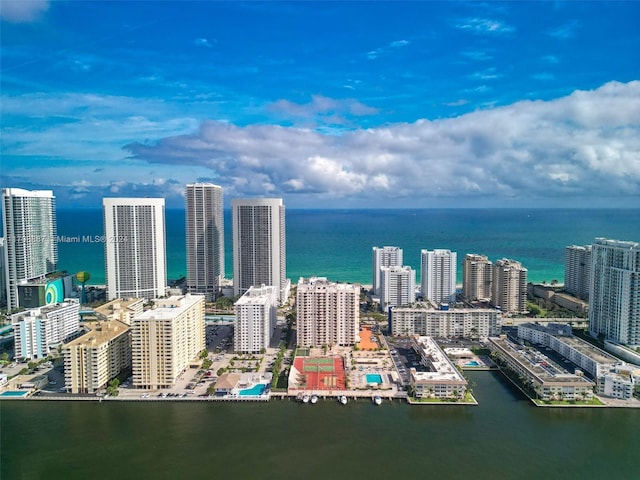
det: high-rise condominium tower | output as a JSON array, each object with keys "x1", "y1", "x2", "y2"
[
  {"x1": 491, "y1": 259, "x2": 527, "y2": 314},
  {"x1": 103, "y1": 198, "x2": 166, "y2": 300},
  {"x1": 372, "y1": 246, "x2": 403, "y2": 296},
  {"x1": 463, "y1": 254, "x2": 493, "y2": 302},
  {"x1": 185, "y1": 183, "x2": 224, "y2": 300},
  {"x1": 589, "y1": 238, "x2": 640, "y2": 346},
  {"x1": 565, "y1": 245, "x2": 591, "y2": 301},
  {"x1": 234, "y1": 285, "x2": 278, "y2": 353},
  {"x1": 296, "y1": 277, "x2": 360, "y2": 347},
  {"x1": 380, "y1": 265, "x2": 416, "y2": 309},
  {"x1": 232, "y1": 198, "x2": 287, "y2": 302},
  {"x1": 2, "y1": 188, "x2": 58, "y2": 310},
  {"x1": 421, "y1": 249, "x2": 457, "y2": 304}
]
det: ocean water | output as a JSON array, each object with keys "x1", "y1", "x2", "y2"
[{"x1": 56, "y1": 208, "x2": 640, "y2": 286}]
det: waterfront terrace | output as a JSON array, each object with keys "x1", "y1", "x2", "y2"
[
  {"x1": 488, "y1": 335, "x2": 595, "y2": 401},
  {"x1": 409, "y1": 336, "x2": 467, "y2": 399}
]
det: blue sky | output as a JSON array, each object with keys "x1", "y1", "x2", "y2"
[{"x1": 1, "y1": 1, "x2": 639, "y2": 208}]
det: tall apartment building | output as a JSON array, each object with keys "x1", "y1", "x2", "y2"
[
  {"x1": 589, "y1": 238, "x2": 640, "y2": 346},
  {"x1": 372, "y1": 246, "x2": 403, "y2": 296},
  {"x1": 463, "y1": 254, "x2": 492, "y2": 302},
  {"x1": 63, "y1": 320, "x2": 131, "y2": 394},
  {"x1": 296, "y1": 277, "x2": 360, "y2": 347},
  {"x1": 491, "y1": 259, "x2": 527, "y2": 314},
  {"x1": 94, "y1": 298, "x2": 144, "y2": 326},
  {"x1": 234, "y1": 285, "x2": 278, "y2": 353},
  {"x1": 380, "y1": 265, "x2": 415, "y2": 309},
  {"x1": 2, "y1": 188, "x2": 58, "y2": 311},
  {"x1": 565, "y1": 245, "x2": 591, "y2": 301},
  {"x1": 103, "y1": 198, "x2": 167, "y2": 300},
  {"x1": 232, "y1": 198, "x2": 287, "y2": 303},
  {"x1": 421, "y1": 249, "x2": 457, "y2": 304},
  {"x1": 131, "y1": 294, "x2": 205, "y2": 390},
  {"x1": 186, "y1": 183, "x2": 224, "y2": 300},
  {"x1": 12, "y1": 301, "x2": 80, "y2": 359},
  {"x1": 0, "y1": 238, "x2": 6, "y2": 308}
]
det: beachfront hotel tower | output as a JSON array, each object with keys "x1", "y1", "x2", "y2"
[
  {"x1": 372, "y1": 246, "x2": 403, "y2": 296},
  {"x1": 185, "y1": 183, "x2": 224, "y2": 301},
  {"x1": 103, "y1": 198, "x2": 167, "y2": 300},
  {"x1": 2, "y1": 188, "x2": 58, "y2": 311},
  {"x1": 380, "y1": 265, "x2": 416, "y2": 309},
  {"x1": 421, "y1": 249, "x2": 457, "y2": 305},
  {"x1": 232, "y1": 198, "x2": 288, "y2": 303},
  {"x1": 565, "y1": 245, "x2": 592, "y2": 301},
  {"x1": 131, "y1": 294, "x2": 205, "y2": 390},
  {"x1": 491, "y1": 259, "x2": 528, "y2": 314},
  {"x1": 234, "y1": 285, "x2": 278, "y2": 353},
  {"x1": 296, "y1": 277, "x2": 360, "y2": 347},
  {"x1": 463, "y1": 254, "x2": 493, "y2": 302},
  {"x1": 589, "y1": 238, "x2": 640, "y2": 346}
]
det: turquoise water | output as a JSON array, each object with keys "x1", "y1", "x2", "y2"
[
  {"x1": 55, "y1": 208, "x2": 640, "y2": 285},
  {"x1": 464, "y1": 361, "x2": 480, "y2": 367},
  {"x1": 239, "y1": 384, "x2": 266, "y2": 396},
  {"x1": 366, "y1": 374, "x2": 383, "y2": 384},
  {"x1": 0, "y1": 391, "x2": 29, "y2": 397}
]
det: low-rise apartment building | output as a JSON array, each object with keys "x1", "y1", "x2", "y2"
[{"x1": 410, "y1": 336, "x2": 468, "y2": 399}]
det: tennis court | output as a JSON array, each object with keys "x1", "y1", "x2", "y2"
[{"x1": 290, "y1": 356, "x2": 346, "y2": 391}]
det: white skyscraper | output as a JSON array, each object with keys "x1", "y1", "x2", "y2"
[
  {"x1": 380, "y1": 265, "x2": 416, "y2": 309},
  {"x1": 232, "y1": 198, "x2": 287, "y2": 303},
  {"x1": 372, "y1": 246, "x2": 403, "y2": 296},
  {"x1": 185, "y1": 183, "x2": 224, "y2": 300},
  {"x1": 421, "y1": 249, "x2": 457, "y2": 304},
  {"x1": 103, "y1": 198, "x2": 166, "y2": 300},
  {"x1": 234, "y1": 285, "x2": 278, "y2": 353},
  {"x1": 2, "y1": 188, "x2": 58, "y2": 311},
  {"x1": 463, "y1": 254, "x2": 493, "y2": 302},
  {"x1": 589, "y1": 238, "x2": 640, "y2": 346},
  {"x1": 565, "y1": 245, "x2": 591, "y2": 301},
  {"x1": 296, "y1": 277, "x2": 360, "y2": 347},
  {"x1": 491, "y1": 259, "x2": 528, "y2": 314}
]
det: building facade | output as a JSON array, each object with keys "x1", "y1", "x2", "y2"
[
  {"x1": 589, "y1": 238, "x2": 640, "y2": 346},
  {"x1": 380, "y1": 265, "x2": 415, "y2": 309},
  {"x1": 232, "y1": 198, "x2": 288, "y2": 303},
  {"x1": 103, "y1": 198, "x2": 167, "y2": 300},
  {"x1": 410, "y1": 336, "x2": 468, "y2": 399},
  {"x1": 462, "y1": 254, "x2": 492, "y2": 302},
  {"x1": 296, "y1": 277, "x2": 360, "y2": 347},
  {"x1": 391, "y1": 304, "x2": 500, "y2": 338},
  {"x1": 234, "y1": 285, "x2": 278, "y2": 353},
  {"x1": 565, "y1": 245, "x2": 591, "y2": 301},
  {"x1": 421, "y1": 249, "x2": 457, "y2": 304},
  {"x1": 372, "y1": 246, "x2": 403, "y2": 296},
  {"x1": 491, "y1": 259, "x2": 527, "y2": 314},
  {"x1": 186, "y1": 183, "x2": 224, "y2": 301},
  {"x1": 63, "y1": 320, "x2": 131, "y2": 394},
  {"x1": 131, "y1": 294, "x2": 205, "y2": 390},
  {"x1": 12, "y1": 301, "x2": 80, "y2": 359},
  {"x1": 2, "y1": 188, "x2": 58, "y2": 311}
]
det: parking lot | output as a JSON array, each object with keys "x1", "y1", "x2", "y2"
[{"x1": 206, "y1": 324, "x2": 234, "y2": 353}]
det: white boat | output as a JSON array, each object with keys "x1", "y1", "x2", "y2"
[
  {"x1": 302, "y1": 394, "x2": 310, "y2": 403},
  {"x1": 310, "y1": 395, "x2": 318, "y2": 404},
  {"x1": 373, "y1": 395, "x2": 382, "y2": 405},
  {"x1": 339, "y1": 395, "x2": 348, "y2": 405}
]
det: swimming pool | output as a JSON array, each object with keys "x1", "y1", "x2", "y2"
[
  {"x1": 464, "y1": 361, "x2": 480, "y2": 367},
  {"x1": 238, "y1": 384, "x2": 267, "y2": 396},
  {"x1": 0, "y1": 390, "x2": 29, "y2": 398},
  {"x1": 365, "y1": 373, "x2": 383, "y2": 384}
]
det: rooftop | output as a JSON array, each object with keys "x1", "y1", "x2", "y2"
[
  {"x1": 411, "y1": 336, "x2": 467, "y2": 384},
  {"x1": 63, "y1": 320, "x2": 130, "y2": 347}
]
